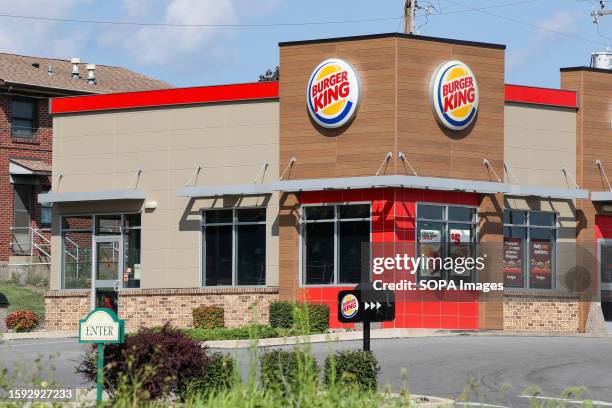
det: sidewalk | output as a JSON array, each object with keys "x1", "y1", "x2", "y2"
[{"x1": 0, "y1": 330, "x2": 77, "y2": 341}]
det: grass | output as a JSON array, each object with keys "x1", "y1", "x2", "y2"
[{"x1": 0, "y1": 282, "x2": 46, "y2": 322}]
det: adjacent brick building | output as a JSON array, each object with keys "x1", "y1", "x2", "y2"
[{"x1": 0, "y1": 53, "x2": 170, "y2": 269}]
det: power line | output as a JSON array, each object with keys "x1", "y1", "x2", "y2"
[
  {"x1": 0, "y1": 13, "x2": 399, "y2": 27},
  {"x1": 0, "y1": 1, "x2": 553, "y2": 29},
  {"x1": 440, "y1": 0, "x2": 609, "y2": 46}
]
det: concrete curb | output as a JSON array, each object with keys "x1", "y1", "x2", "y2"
[
  {"x1": 0, "y1": 330, "x2": 77, "y2": 340},
  {"x1": 204, "y1": 329, "x2": 459, "y2": 349},
  {"x1": 203, "y1": 328, "x2": 610, "y2": 349}
]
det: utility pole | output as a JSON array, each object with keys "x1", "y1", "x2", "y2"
[
  {"x1": 592, "y1": 0, "x2": 612, "y2": 22},
  {"x1": 404, "y1": 0, "x2": 417, "y2": 34}
]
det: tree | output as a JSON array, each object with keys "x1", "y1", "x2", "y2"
[{"x1": 259, "y1": 66, "x2": 279, "y2": 82}]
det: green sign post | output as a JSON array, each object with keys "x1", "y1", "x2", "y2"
[{"x1": 78, "y1": 308, "x2": 125, "y2": 403}]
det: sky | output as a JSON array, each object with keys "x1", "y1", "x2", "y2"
[{"x1": 0, "y1": 0, "x2": 609, "y2": 89}]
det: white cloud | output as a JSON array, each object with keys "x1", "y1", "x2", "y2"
[
  {"x1": 123, "y1": 0, "x2": 150, "y2": 18},
  {"x1": 120, "y1": 0, "x2": 238, "y2": 64},
  {"x1": 0, "y1": 0, "x2": 92, "y2": 58},
  {"x1": 507, "y1": 11, "x2": 582, "y2": 70}
]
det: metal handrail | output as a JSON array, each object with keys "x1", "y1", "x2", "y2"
[
  {"x1": 10, "y1": 227, "x2": 51, "y2": 258},
  {"x1": 63, "y1": 236, "x2": 79, "y2": 262}
]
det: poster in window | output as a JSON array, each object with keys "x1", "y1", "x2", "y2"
[
  {"x1": 450, "y1": 229, "x2": 471, "y2": 257},
  {"x1": 503, "y1": 238, "x2": 523, "y2": 287},
  {"x1": 420, "y1": 229, "x2": 441, "y2": 277},
  {"x1": 530, "y1": 239, "x2": 552, "y2": 288}
]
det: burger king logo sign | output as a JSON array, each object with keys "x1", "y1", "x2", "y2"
[
  {"x1": 429, "y1": 60, "x2": 479, "y2": 131},
  {"x1": 307, "y1": 58, "x2": 360, "y2": 129},
  {"x1": 340, "y1": 293, "x2": 359, "y2": 319}
]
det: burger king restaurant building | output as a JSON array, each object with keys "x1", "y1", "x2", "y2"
[{"x1": 41, "y1": 33, "x2": 612, "y2": 334}]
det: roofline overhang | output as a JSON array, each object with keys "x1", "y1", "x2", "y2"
[{"x1": 0, "y1": 81, "x2": 96, "y2": 97}]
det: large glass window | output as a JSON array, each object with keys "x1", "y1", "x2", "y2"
[
  {"x1": 40, "y1": 188, "x2": 52, "y2": 227},
  {"x1": 503, "y1": 210, "x2": 557, "y2": 289},
  {"x1": 202, "y1": 208, "x2": 266, "y2": 286},
  {"x1": 123, "y1": 214, "x2": 141, "y2": 288},
  {"x1": 302, "y1": 204, "x2": 370, "y2": 285},
  {"x1": 416, "y1": 204, "x2": 477, "y2": 282},
  {"x1": 61, "y1": 214, "x2": 142, "y2": 289},
  {"x1": 61, "y1": 216, "x2": 93, "y2": 289},
  {"x1": 11, "y1": 97, "x2": 37, "y2": 138}
]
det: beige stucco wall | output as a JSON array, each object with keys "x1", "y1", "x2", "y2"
[
  {"x1": 504, "y1": 102, "x2": 578, "y2": 291},
  {"x1": 50, "y1": 100, "x2": 279, "y2": 290},
  {"x1": 504, "y1": 102, "x2": 576, "y2": 187}
]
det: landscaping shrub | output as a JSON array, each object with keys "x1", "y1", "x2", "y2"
[
  {"x1": 260, "y1": 349, "x2": 320, "y2": 393},
  {"x1": 269, "y1": 301, "x2": 294, "y2": 329},
  {"x1": 192, "y1": 306, "x2": 224, "y2": 329},
  {"x1": 324, "y1": 350, "x2": 380, "y2": 391},
  {"x1": 305, "y1": 303, "x2": 329, "y2": 333},
  {"x1": 5, "y1": 310, "x2": 39, "y2": 332},
  {"x1": 268, "y1": 302, "x2": 329, "y2": 333},
  {"x1": 76, "y1": 324, "x2": 209, "y2": 400},
  {"x1": 185, "y1": 352, "x2": 235, "y2": 397},
  {"x1": 185, "y1": 324, "x2": 281, "y2": 341}
]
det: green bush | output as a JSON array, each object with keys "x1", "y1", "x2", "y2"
[
  {"x1": 269, "y1": 302, "x2": 329, "y2": 333},
  {"x1": 260, "y1": 349, "x2": 319, "y2": 393},
  {"x1": 193, "y1": 306, "x2": 224, "y2": 329},
  {"x1": 324, "y1": 350, "x2": 380, "y2": 391},
  {"x1": 305, "y1": 303, "x2": 329, "y2": 334},
  {"x1": 186, "y1": 352, "x2": 235, "y2": 397},
  {"x1": 185, "y1": 324, "x2": 282, "y2": 341},
  {"x1": 269, "y1": 301, "x2": 294, "y2": 329},
  {"x1": 76, "y1": 324, "x2": 209, "y2": 400}
]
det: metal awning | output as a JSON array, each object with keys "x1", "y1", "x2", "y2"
[
  {"x1": 38, "y1": 189, "x2": 145, "y2": 204},
  {"x1": 177, "y1": 183, "x2": 274, "y2": 198},
  {"x1": 592, "y1": 191, "x2": 612, "y2": 202},
  {"x1": 508, "y1": 185, "x2": 589, "y2": 200},
  {"x1": 271, "y1": 175, "x2": 510, "y2": 194}
]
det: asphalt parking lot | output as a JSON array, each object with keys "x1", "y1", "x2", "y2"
[{"x1": 1, "y1": 334, "x2": 611, "y2": 407}]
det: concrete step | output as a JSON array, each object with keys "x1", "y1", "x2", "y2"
[{"x1": 8, "y1": 255, "x2": 50, "y2": 265}]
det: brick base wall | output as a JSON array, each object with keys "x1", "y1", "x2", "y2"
[
  {"x1": 503, "y1": 291, "x2": 580, "y2": 333},
  {"x1": 45, "y1": 287, "x2": 279, "y2": 332},
  {"x1": 45, "y1": 291, "x2": 90, "y2": 331}
]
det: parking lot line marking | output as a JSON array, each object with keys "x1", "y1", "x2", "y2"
[
  {"x1": 520, "y1": 395, "x2": 612, "y2": 406},
  {"x1": 456, "y1": 403, "x2": 509, "y2": 407}
]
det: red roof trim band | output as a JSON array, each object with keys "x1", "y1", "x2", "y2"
[
  {"x1": 50, "y1": 81, "x2": 279, "y2": 114},
  {"x1": 50, "y1": 81, "x2": 578, "y2": 114},
  {"x1": 504, "y1": 84, "x2": 577, "y2": 108}
]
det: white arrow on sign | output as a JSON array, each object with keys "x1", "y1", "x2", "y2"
[{"x1": 363, "y1": 301, "x2": 382, "y2": 311}]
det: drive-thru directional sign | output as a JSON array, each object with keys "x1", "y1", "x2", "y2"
[{"x1": 337, "y1": 288, "x2": 395, "y2": 323}]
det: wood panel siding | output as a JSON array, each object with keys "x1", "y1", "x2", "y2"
[
  {"x1": 278, "y1": 34, "x2": 506, "y2": 328},
  {"x1": 561, "y1": 67, "x2": 612, "y2": 332}
]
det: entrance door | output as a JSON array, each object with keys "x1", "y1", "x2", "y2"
[
  {"x1": 92, "y1": 236, "x2": 122, "y2": 313},
  {"x1": 600, "y1": 240, "x2": 612, "y2": 321}
]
